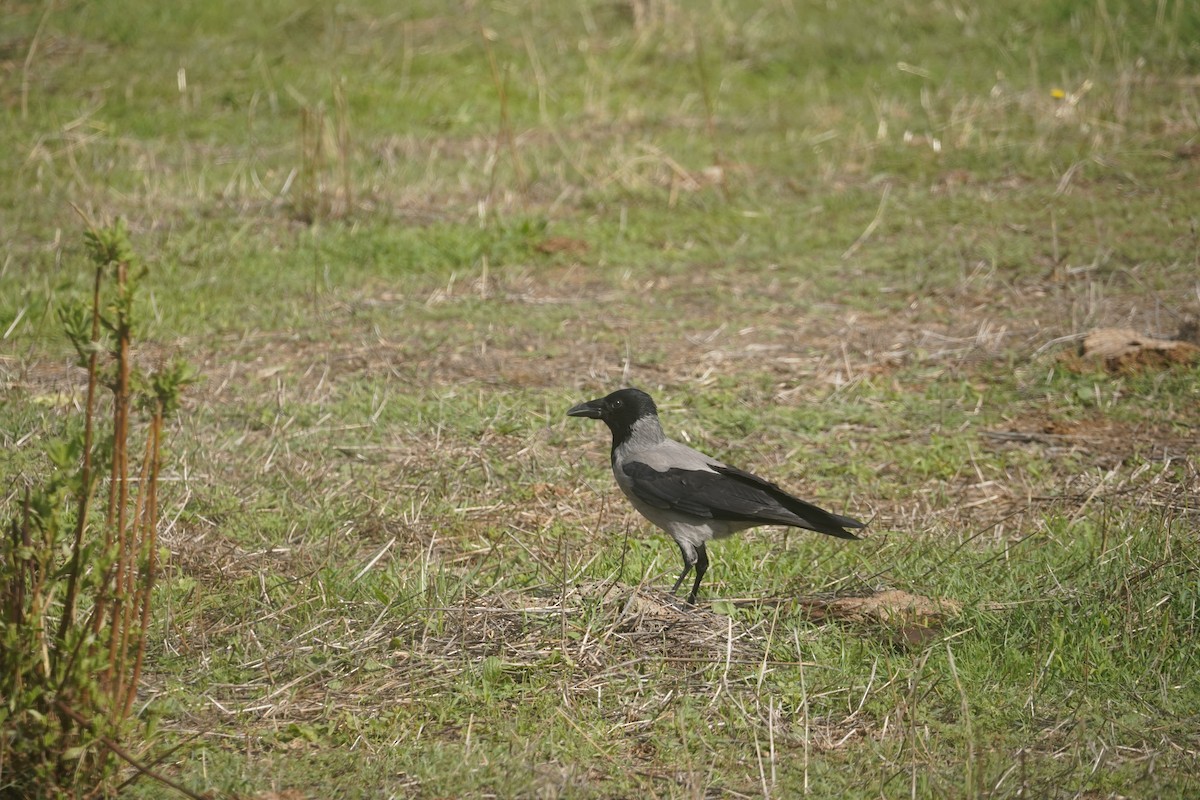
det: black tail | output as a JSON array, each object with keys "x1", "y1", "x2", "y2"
[
  {"x1": 713, "y1": 464, "x2": 867, "y2": 539},
  {"x1": 779, "y1": 496, "x2": 866, "y2": 539}
]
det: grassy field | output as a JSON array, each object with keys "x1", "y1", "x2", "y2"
[{"x1": 3, "y1": 0, "x2": 1199, "y2": 797}]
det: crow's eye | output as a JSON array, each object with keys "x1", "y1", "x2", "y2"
[{"x1": 610, "y1": 399, "x2": 623, "y2": 409}]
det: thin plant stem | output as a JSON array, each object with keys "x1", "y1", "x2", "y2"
[{"x1": 57, "y1": 261, "x2": 104, "y2": 647}]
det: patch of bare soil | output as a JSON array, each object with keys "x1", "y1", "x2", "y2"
[
  {"x1": 796, "y1": 590, "x2": 963, "y2": 650},
  {"x1": 806, "y1": 589, "x2": 962, "y2": 622},
  {"x1": 535, "y1": 236, "x2": 589, "y2": 256},
  {"x1": 1068, "y1": 327, "x2": 1200, "y2": 373},
  {"x1": 983, "y1": 413, "x2": 1198, "y2": 466}
]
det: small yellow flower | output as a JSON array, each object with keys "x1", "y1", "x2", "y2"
[{"x1": 1051, "y1": 88, "x2": 1066, "y2": 100}]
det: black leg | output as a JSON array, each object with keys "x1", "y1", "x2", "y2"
[
  {"x1": 671, "y1": 544, "x2": 696, "y2": 596},
  {"x1": 686, "y1": 544, "x2": 708, "y2": 605}
]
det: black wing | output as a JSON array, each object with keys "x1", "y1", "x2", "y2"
[{"x1": 622, "y1": 461, "x2": 864, "y2": 539}]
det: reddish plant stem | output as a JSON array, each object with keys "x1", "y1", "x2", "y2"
[
  {"x1": 105, "y1": 259, "x2": 132, "y2": 691},
  {"x1": 125, "y1": 406, "x2": 162, "y2": 718}
]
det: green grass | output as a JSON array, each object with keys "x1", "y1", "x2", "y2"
[{"x1": 2, "y1": 0, "x2": 1199, "y2": 797}]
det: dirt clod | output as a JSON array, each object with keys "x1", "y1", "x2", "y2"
[{"x1": 1077, "y1": 327, "x2": 1200, "y2": 373}]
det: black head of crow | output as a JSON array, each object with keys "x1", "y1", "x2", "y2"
[
  {"x1": 568, "y1": 387, "x2": 865, "y2": 605},
  {"x1": 566, "y1": 387, "x2": 657, "y2": 444}
]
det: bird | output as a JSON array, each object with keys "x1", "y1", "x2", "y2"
[{"x1": 567, "y1": 387, "x2": 865, "y2": 605}]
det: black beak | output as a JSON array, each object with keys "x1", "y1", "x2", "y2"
[{"x1": 566, "y1": 399, "x2": 604, "y2": 419}]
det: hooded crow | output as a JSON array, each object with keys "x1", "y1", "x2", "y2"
[{"x1": 568, "y1": 387, "x2": 865, "y2": 605}]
